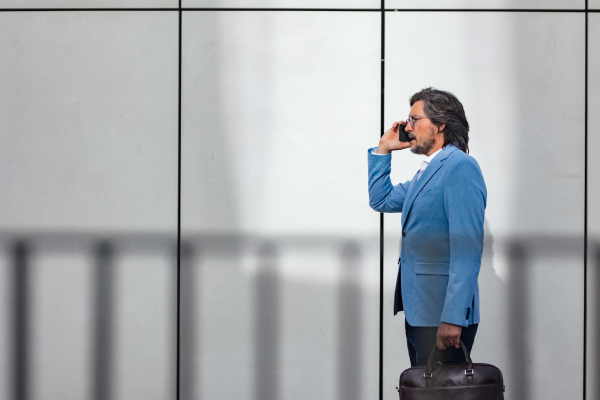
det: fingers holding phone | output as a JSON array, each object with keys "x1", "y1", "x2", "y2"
[
  {"x1": 398, "y1": 123, "x2": 412, "y2": 143},
  {"x1": 377, "y1": 121, "x2": 412, "y2": 154}
]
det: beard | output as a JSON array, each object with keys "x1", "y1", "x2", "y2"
[{"x1": 410, "y1": 126, "x2": 437, "y2": 155}]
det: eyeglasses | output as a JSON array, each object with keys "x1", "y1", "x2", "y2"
[{"x1": 405, "y1": 115, "x2": 428, "y2": 130}]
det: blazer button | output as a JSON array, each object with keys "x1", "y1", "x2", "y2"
[{"x1": 402, "y1": 232, "x2": 406, "y2": 237}]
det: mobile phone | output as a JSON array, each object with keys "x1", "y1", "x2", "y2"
[{"x1": 398, "y1": 124, "x2": 411, "y2": 142}]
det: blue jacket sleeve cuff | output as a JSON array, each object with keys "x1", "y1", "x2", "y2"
[{"x1": 369, "y1": 147, "x2": 389, "y2": 156}]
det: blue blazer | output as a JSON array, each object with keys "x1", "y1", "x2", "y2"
[{"x1": 368, "y1": 145, "x2": 486, "y2": 327}]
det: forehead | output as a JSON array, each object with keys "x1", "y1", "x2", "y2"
[{"x1": 409, "y1": 100, "x2": 425, "y2": 116}]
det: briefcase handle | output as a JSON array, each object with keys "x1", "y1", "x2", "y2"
[{"x1": 424, "y1": 340, "x2": 473, "y2": 375}]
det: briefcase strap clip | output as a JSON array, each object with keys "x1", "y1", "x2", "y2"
[
  {"x1": 423, "y1": 372, "x2": 433, "y2": 387},
  {"x1": 465, "y1": 368, "x2": 474, "y2": 384}
]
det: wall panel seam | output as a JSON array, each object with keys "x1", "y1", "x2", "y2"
[
  {"x1": 0, "y1": 8, "x2": 594, "y2": 12},
  {"x1": 584, "y1": 2, "x2": 588, "y2": 399}
]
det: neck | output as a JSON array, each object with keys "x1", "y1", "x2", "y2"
[
  {"x1": 425, "y1": 133, "x2": 445, "y2": 156},
  {"x1": 425, "y1": 143, "x2": 444, "y2": 157}
]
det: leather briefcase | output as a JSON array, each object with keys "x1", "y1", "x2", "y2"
[{"x1": 398, "y1": 341, "x2": 505, "y2": 400}]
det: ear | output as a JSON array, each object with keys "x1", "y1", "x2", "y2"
[{"x1": 437, "y1": 123, "x2": 446, "y2": 134}]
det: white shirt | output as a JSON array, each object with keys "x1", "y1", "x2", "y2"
[
  {"x1": 371, "y1": 147, "x2": 443, "y2": 180},
  {"x1": 417, "y1": 148, "x2": 442, "y2": 180}
]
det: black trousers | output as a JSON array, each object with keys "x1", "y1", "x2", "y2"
[{"x1": 404, "y1": 319, "x2": 478, "y2": 367}]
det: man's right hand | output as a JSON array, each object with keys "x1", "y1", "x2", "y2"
[{"x1": 376, "y1": 121, "x2": 413, "y2": 155}]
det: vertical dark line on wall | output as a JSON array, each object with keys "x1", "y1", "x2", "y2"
[
  {"x1": 94, "y1": 241, "x2": 114, "y2": 400},
  {"x1": 594, "y1": 244, "x2": 600, "y2": 400},
  {"x1": 177, "y1": 2, "x2": 183, "y2": 400},
  {"x1": 12, "y1": 241, "x2": 29, "y2": 400},
  {"x1": 254, "y1": 243, "x2": 280, "y2": 400},
  {"x1": 584, "y1": 3, "x2": 588, "y2": 399},
  {"x1": 508, "y1": 242, "x2": 529, "y2": 400},
  {"x1": 337, "y1": 242, "x2": 363, "y2": 400},
  {"x1": 179, "y1": 242, "x2": 196, "y2": 400},
  {"x1": 379, "y1": 3, "x2": 385, "y2": 400},
  {"x1": 378, "y1": 214, "x2": 384, "y2": 400}
]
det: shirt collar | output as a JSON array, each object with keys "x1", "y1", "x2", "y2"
[
  {"x1": 420, "y1": 147, "x2": 443, "y2": 170},
  {"x1": 425, "y1": 148, "x2": 443, "y2": 163}
]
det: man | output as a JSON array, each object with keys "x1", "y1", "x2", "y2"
[{"x1": 368, "y1": 88, "x2": 486, "y2": 367}]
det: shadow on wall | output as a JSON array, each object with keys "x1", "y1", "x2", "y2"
[
  {"x1": 9, "y1": 239, "x2": 119, "y2": 400},
  {"x1": 94, "y1": 241, "x2": 114, "y2": 400},
  {"x1": 4, "y1": 232, "x2": 590, "y2": 400},
  {"x1": 11, "y1": 241, "x2": 28, "y2": 400},
  {"x1": 179, "y1": 241, "x2": 195, "y2": 400},
  {"x1": 176, "y1": 235, "x2": 367, "y2": 400},
  {"x1": 507, "y1": 242, "x2": 528, "y2": 400},
  {"x1": 338, "y1": 241, "x2": 362, "y2": 400},
  {"x1": 3, "y1": 232, "x2": 370, "y2": 400},
  {"x1": 254, "y1": 242, "x2": 280, "y2": 400},
  {"x1": 595, "y1": 244, "x2": 600, "y2": 400}
]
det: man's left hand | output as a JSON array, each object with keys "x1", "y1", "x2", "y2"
[{"x1": 436, "y1": 322, "x2": 462, "y2": 349}]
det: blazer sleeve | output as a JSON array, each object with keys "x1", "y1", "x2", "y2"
[
  {"x1": 367, "y1": 148, "x2": 411, "y2": 213},
  {"x1": 441, "y1": 156, "x2": 487, "y2": 326}
]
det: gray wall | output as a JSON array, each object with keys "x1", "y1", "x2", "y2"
[{"x1": 0, "y1": 2, "x2": 596, "y2": 400}]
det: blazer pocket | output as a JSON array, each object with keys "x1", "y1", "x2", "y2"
[
  {"x1": 415, "y1": 262, "x2": 449, "y2": 276},
  {"x1": 419, "y1": 187, "x2": 436, "y2": 197}
]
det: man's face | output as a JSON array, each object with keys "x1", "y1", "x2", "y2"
[{"x1": 405, "y1": 100, "x2": 441, "y2": 156}]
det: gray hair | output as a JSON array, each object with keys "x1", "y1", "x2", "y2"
[{"x1": 410, "y1": 88, "x2": 470, "y2": 153}]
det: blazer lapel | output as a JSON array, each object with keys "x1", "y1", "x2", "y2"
[
  {"x1": 401, "y1": 145, "x2": 458, "y2": 226},
  {"x1": 405, "y1": 170, "x2": 420, "y2": 196}
]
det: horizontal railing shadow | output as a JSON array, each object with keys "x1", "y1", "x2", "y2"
[{"x1": 1, "y1": 232, "x2": 591, "y2": 400}]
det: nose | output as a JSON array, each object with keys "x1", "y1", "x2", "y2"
[{"x1": 405, "y1": 122, "x2": 413, "y2": 132}]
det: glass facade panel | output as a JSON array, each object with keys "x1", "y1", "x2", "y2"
[
  {"x1": 181, "y1": 11, "x2": 381, "y2": 400},
  {"x1": 182, "y1": 0, "x2": 379, "y2": 8},
  {"x1": 0, "y1": 0, "x2": 177, "y2": 8},
  {"x1": 385, "y1": 11, "x2": 585, "y2": 400},
  {"x1": 0, "y1": 11, "x2": 179, "y2": 400},
  {"x1": 587, "y1": 12, "x2": 600, "y2": 400},
  {"x1": 385, "y1": 0, "x2": 583, "y2": 10}
]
